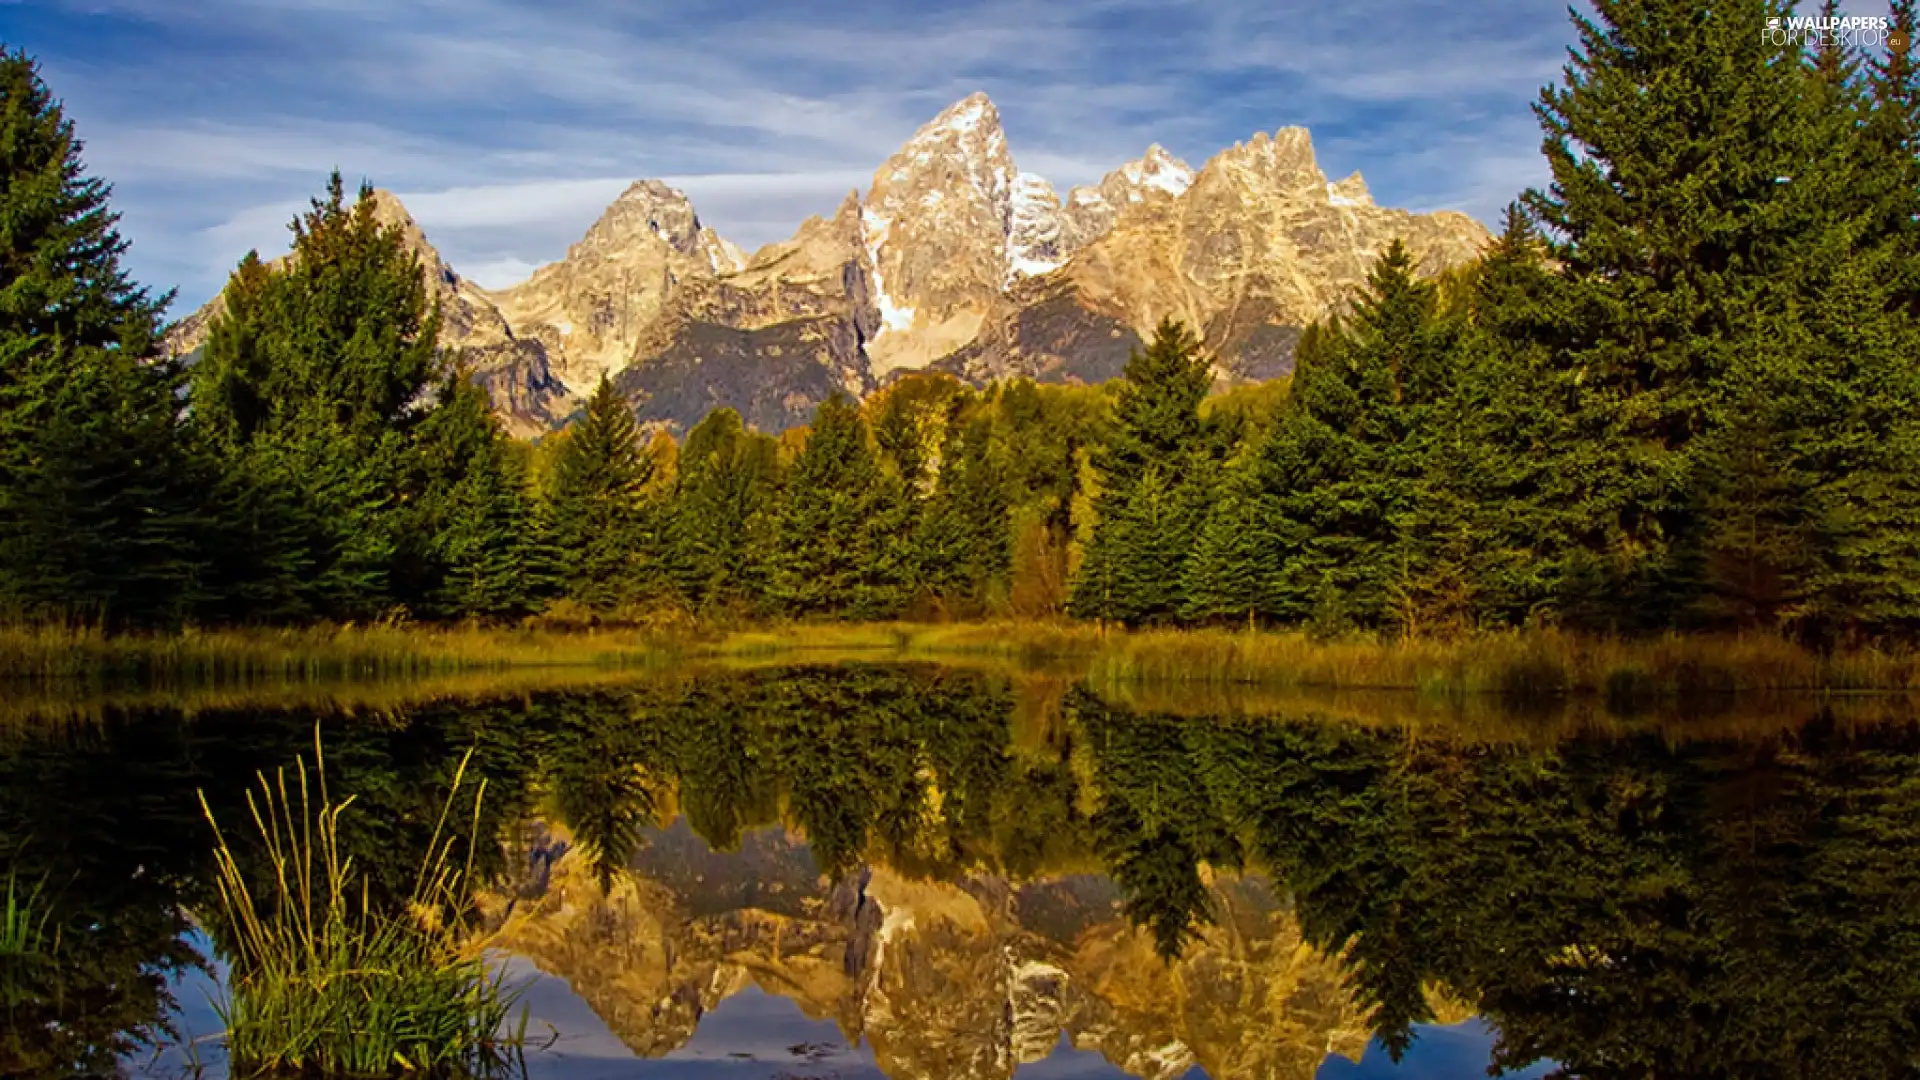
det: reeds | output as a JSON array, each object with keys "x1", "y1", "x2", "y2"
[
  {"x1": 710, "y1": 622, "x2": 909, "y2": 657},
  {"x1": 13, "y1": 617, "x2": 1920, "y2": 698},
  {"x1": 730, "y1": 620, "x2": 1920, "y2": 694},
  {"x1": 1079, "y1": 626, "x2": 1920, "y2": 695},
  {"x1": 198, "y1": 729, "x2": 526, "y2": 1078},
  {"x1": 0, "y1": 870, "x2": 54, "y2": 959},
  {"x1": 0, "y1": 622, "x2": 680, "y2": 685}
]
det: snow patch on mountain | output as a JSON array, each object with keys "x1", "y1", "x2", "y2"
[
  {"x1": 1327, "y1": 171, "x2": 1374, "y2": 209},
  {"x1": 1007, "y1": 172, "x2": 1067, "y2": 282},
  {"x1": 939, "y1": 93, "x2": 993, "y2": 135},
  {"x1": 1121, "y1": 144, "x2": 1194, "y2": 199},
  {"x1": 861, "y1": 208, "x2": 916, "y2": 336}
]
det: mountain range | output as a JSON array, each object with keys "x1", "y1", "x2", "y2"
[{"x1": 170, "y1": 93, "x2": 1492, "y2": 436}]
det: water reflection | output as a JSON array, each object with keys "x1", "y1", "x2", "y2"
[{"x1": 2, "y1": 664, "x2": 1917, "y2": 1078}]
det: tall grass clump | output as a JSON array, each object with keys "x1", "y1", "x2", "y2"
[
  {"x1": 198, "y1": 731, "x2": 526, "y2": 1078},
  {"x1": 0, "y1": 870, "x2": 55, "y2": 959}
]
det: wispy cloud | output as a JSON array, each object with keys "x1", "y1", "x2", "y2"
[{"x1": 20, "y1": 0, "x2": 1574, "y2": 307}]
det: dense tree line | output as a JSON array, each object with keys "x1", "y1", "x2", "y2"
[
  {"x1": 1093, "y1": 0, "x2": 1920, "y2": 645},
  {"x1": 6, "y1": 0, "x2": 1920, "y2": 641},
  {"x1": 0, "y1": 44, "x2": 1094, "y2": 628}
]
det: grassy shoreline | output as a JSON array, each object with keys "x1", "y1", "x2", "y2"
[
  {"x1": 8, "y1": 619, "x2": 1920, "y2": 696},
  {"x1": 718, "y1": 621, "x2": 1920, "y2": 696},
  {"x1": 0, "y1": 623, "x2": 683, "y2": 684}
]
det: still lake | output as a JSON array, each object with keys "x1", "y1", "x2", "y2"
[{"x1": 4, "y1": 661, "x2": 1916, "y2": 1079}]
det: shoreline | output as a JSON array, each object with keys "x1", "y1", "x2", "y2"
[{"x1": 7, "y1": 620, "x2": 1920, "y2": 696}]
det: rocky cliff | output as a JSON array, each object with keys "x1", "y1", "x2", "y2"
[
  {"x1": 171, "y1": 95, "x2": 1491, "y2": 434},
  {"x1": 486, "y1": 179, "x2": 745, "y2": 395}
]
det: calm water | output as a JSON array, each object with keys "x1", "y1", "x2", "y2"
[{"x1": 3, "y1": 662, "x2": 1917, "y2": 1079}]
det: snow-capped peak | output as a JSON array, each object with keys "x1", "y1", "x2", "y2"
[
  {"x1": 1119, "y1": 144, "x2": 1195, "y2": 199},
  {"x1": 935, "y1": 91, "x2": 997, "y2": 136},
  {"x1": 1327, "y1": 170, "x2": 1373, "y2": 209}
]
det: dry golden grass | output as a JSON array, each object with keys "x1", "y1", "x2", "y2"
[
  {"x1": 12, "y1": 618, "x2": 1920, "y2": 702},
  {"x1": 0, "y1": 665, "x2": 686, "y2": 730},
  {"x1": 0, "y1": 622, "x2": 683, "y2": 685},
  {"x1": 728, "y1": 621, "x2": 1920, "y2": 695}
]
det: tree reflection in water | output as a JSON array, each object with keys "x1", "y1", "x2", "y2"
[{"x1": 3, "y1": 664, "x2": 1917, "y2": 1079}]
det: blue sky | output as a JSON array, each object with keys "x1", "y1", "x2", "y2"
[{"x1": 16, "y1": 0, "x2": 1587, "y2": 308}]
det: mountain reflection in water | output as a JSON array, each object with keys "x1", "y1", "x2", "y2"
[{"x1": 2, "y1": 663, "x2": 1916, "y2": 1079}]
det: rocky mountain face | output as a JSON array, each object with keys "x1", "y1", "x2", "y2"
[
  {"x1": 171, "y1": 96, "x2": 1491, "y2": 434},
  {"x1": 936, "y1": 128, "x2": 1488, "y2": 387},
  {"x1": 486, "y1": 819, "x2": 1378, "y2": 1080},
  {"x1": 488, "y1": 179, "x2": 745, "y2": 395}
]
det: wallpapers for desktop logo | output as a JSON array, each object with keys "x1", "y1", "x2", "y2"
[{"x1": 1764, "y1": 13, "x2": 1895, "y2": 49}]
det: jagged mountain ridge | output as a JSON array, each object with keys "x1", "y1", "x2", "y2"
[{"x1": 170, "y1": 94, "x2": 1491, "y2": 434}]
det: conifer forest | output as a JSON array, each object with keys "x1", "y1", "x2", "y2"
[{"x1": 6, "y1": 1, "x2": 1920, "y2": 648}]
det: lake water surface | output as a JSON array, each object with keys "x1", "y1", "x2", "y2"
[{"x1": 4, "y1": 662, "x2": 1916, "y2": 1078}]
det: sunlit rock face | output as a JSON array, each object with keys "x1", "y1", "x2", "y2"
[
  {"x1": 486, "y1": 818, "x2": 1374, "y2": 1080},
  {"x1": 486, "y1": 180, "x2": 744, "y2": 399},
  {"x1": 1000, "y1": 128, "x2": 1489, "y2": 385},
  {"x1": 172, "y1": 98, "x2": 1489, "y2": 433}
]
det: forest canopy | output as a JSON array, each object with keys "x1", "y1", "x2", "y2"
[{"x1": 3, "y1": 0, "x2": 1919, "y2": 645}]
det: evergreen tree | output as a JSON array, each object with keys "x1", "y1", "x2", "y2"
[
  {"x1": 1867, "y1": 0, "x2": 1920, "y2": 317},
  {"x1": 662, "y1": 407, "x2": 780, "y2": 612},
  {"x1": 190, "y1": 172, "x2": 442, "y2": 620},
  {"x1": 1814, "y1": 0, "x2": 1861, "y2": 86},
  {"x1": 0, "y1": 48, "x2": 203, "y2": 626},
  {"x1": 544, "y1": 377, "x2": 657, "y2": 612},
  {"x1": 406, "y1": 369, "x2": 543, "y2": 619},
  {"x1": 766, "y1": 393, "x2": 913, "y2": 619},
  {"x1": 918, "y1": 408, "x2": 1012, "y2": 615},
  {"x1": 1178, "y1": 454, "x2": 1272, "y2": 626},
  {"x1": 1688, "y1": 377, "x2": 1816, "y2": 630},
  {"x1": 1521, "y1": 0, "x2": 1883, "y2": 627},
  {"x1": 1445, "y1": 205, "x2": 1577, "y2": 626},
  {"x1": 1070, "y1": 318, "x2": 1215, "y2": 625},
  {"x1": 1259, "y1": 242, "x2": 1461, "y2": 630}
]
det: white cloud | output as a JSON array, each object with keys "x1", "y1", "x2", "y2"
[
  {"x1": 458, "y1": 257, "x2": 544, "y2": 290},
  {"x1": 80, "y1": 120, "x2": 455, "y2": 182},
  {"x1": 198, "y1": 199, "x2": 306, "y2": 265},
  {"x1": 396, "y1": 178, "x2": 636, "y2": 230}
]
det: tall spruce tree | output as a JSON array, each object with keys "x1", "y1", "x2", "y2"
[
  {"x1": 917, "y1": 407, "x2": 1012, "y2": 615},
  {"x1": 1520, "y1": 0, "x2": 1896, "y2": 629},
  {"x1": 0, "y1": 48, "x2": 203, "y2": 626},
  {"x1": 191, "y1": 173, "x2": 442, "y2": 620},
  {"x1": 1867, "y1": 0, "x2": 1920, "y2": 317},
  {"x1": 405, "y1": 369, "x2": 543, "y2": 619},
  {"x1": 766, "y1": 392, "x2": 913, "y2": 619},
  {"x1": 1179, "y1": 454, "x2": 1272, "y2": 626},
  {"x1": 1445, "y1": 205, "x2": 1577, "y2": 626},
  {"x1": 1069, "y1": 318, "x2": 1215, "y2": 625},
  {"x1": 545, "y1": 377, "x2": 658, "y2": 612},
  {"x1": 662, "y1": 407, "x2": 780, "y2": 612},
  {"x1": 1258, "y1": 242, "x2": 1462, "y2": 631}
]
